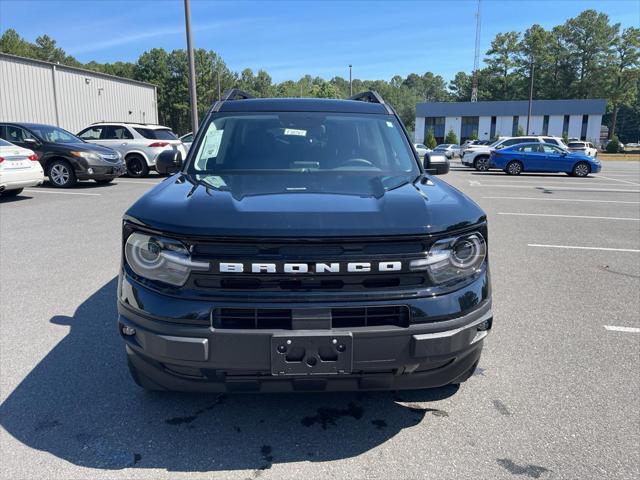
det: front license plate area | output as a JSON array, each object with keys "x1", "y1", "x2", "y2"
[{"x1": 271, "y1": 333, "x2": 353, "y2": 376}]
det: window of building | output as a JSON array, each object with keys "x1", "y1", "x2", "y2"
[
  {"x1": 580, "y1": 114, "x2": 588, "y2": 140},
  {"x1": 424, "y1": 116, "x2": 445, "y2": 144},
  {"x1": 460, "y1": 116, "x2": 479, "y2": 143},
  {"x1": 512, "y1": 116, "x2": 520, "y2": 136},
  {"x1": 542, "y1": 115, "x2": 549, "y2": 136},
  {"x1": 562, "y1": 115, "x2": 570, "y2": 136},
  {"x1": 490, "y1": 116, "x2": 497, "y2": 139}
]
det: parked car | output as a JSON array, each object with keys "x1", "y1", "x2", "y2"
[
  {"x1": 462, "y1": 135, "x2": 568, "y2": 171},
  {"x1": 424, "y1": 151, "x2": 450, "y2": 174},
  {"x1": 0, "y1": 122, "x2": 124, "y2": 188},
  {"x1": 433, "y1": 144, "x2": 460, "y2": 159},
  {"x1": 180, "y1": 132, "x2": 194, "y2": 151},
  {"x1": 490, "y1": 142, "x2": 601, "y2": 177},
  {"x1": 0, "y1": 138, "x2": 44, "y2": 197},
  {"x1": 77, "y1": 122, "x2": 187, "y2": 177},
  {"x1": 119, "y1": 89, "x2": 491, "y2": 393},
  {"x1": 413, "y1": 143, "x2": 431, "y2": 158},
  {"x1": 567, "y1": 141, "x2": 598, "y2": 157}
]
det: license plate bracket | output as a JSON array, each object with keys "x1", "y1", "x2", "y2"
[{"x1": 271, "y1": 332, "x2": 353, "y2": 376}]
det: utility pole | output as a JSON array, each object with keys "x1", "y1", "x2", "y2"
[
  {"x1": 184, "y1": 0, "x2": 198, "y2": 133},
  {"x1": 349, "y1": 64, "x2": 353, "y2": 96},
  {"x1": 526, "y1": 61, "x2": 535, "y2": 135},
  {"x1": 471, "y1": 0, "x2": 481, "y2": 102},
  {"x1": 217, "y1": 66, "x2": 221, "y2": 100}
]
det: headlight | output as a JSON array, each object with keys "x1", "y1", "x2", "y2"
[
  {"x1": 71, "y1": 151, "x2": 101, "y2": 161},
  {"x1": 125, "y1": 232, "x2": 209, "y2": 286},
  {"x1": 410, "y1": 232, "x2": 486, "y2": 284}
]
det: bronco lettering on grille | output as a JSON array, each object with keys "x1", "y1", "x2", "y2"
[{"x1": 217, "y1": 261, "x2": 403, "y2": 274}]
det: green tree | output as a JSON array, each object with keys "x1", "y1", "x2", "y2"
[
  {"x1": 0, "y1": 29, "x2": 36, "y2": 57},
  {"x1": 425, "y1": 128, "x2": 437, "y2": 149},
  {"x1": 445, "y1": 128, "x2": 458, "y2": 144},
  {"x1": 485, "y1": 31, "x2": 521, "y2": 99},
  {"x1": 606, "y1": 27, "x2": 640, "y2": 138},
  {"x1": 471, "y1": 130, "x2": 478, "y2": 140},
  {"x1": 606, "y1": 134, "x2": 621, "y2": 152}
]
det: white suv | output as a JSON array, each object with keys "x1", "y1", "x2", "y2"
[
  {"x1": 77, "y1": 123, "x2": 187, "y2": 177},
  {"x1": 461, "y1": 136, "x2": 567, "y2": 171},
  {"x1": 567, "y1": 141, "x2": 598, "y2": 157}
]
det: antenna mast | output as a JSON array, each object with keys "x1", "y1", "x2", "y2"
[{"x1": 471, "y1": 0, "x2": 481, "y2": 102}]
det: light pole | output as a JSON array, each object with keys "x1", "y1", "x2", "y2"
[
  {"x1": 349, "y1": 64, "x2": 353, "y2": 96},
  {"x1": 184, "y1": 0, "x2": 198, "y2": 133},
  {"x1": 217, "y1": 66, "x2": 221, "y2": 100},
  {"x1": 526, "y1": 61, "x2": 535, "y2": 135}
]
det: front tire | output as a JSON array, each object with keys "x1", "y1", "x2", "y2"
[
  {"x1": 48, "y1": 160, "x2": 77, "y2": 188},
  {"x1": 126, "y1": 155, "x2": 149, "y2": 178},
  {"x1": 1, "y1": 188, "x2": 23, "y2": 197},
  {"x1": 474, "y1": 156, "x2": 490, "y2": 171},
  {"x1": 572, "y1": 161, "x2": 590, "y2": 177},
  {"x1": 505, "y1": 161, "x2": 523, "y2": 175}
]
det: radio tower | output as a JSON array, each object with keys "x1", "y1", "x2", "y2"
[{"x1": 471, "y1": 0, "x2": 481, "y2": 102}]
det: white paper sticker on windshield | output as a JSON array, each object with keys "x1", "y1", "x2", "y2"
[
  {"x1": 284, "y1": 128, "x2": 307, "y2": 137},
  {"x1": 386, "y1": 121, "x2": 394, "y2": 128},
  {"x1": 201, "y1": 129, "x2": 223, "y2": 159}
]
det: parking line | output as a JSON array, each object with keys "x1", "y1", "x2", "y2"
[
  {"x1": 498, "y1": 212, "x2": 640, "y2": 221},
  {"x1": 115, "y1": 180, "x2": 162, "y2": 185},
  {"x1": 604, "y1": 326, "x2": 640, "y2": 333},
  {"x1": 528, "y1": 244, "x2": 640, "y2": 253},
  {"x1": 471, "y1": 184, "x2": 640, "y2": 193},
  {"x1": 595, "y1": 175, "x2": 640, "y2": 186},
  {"x1": 482, "y1": 196, "x2": 640, "y2": 204},
  {"x1": 23, "y1": 189, "x2": 101, "y2": 196}
]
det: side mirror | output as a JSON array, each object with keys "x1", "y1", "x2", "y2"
[
  {"x1": 156, "y1": 149, "x2": 183, "y2": 175},
  {"x1": 24, "y1": 137, "x2": 40, "y2": 146}
]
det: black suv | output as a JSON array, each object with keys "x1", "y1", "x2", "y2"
[
  {"x1": 118, "y1": 91, "x2": 492, "y2": 393},
  {"x1": 0, "y1": 122, "x2": 125, "y2": 188}
]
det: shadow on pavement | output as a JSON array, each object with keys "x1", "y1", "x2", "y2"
[{"x1": 0, "y1": 278, "x2": 458, "y2": 473}]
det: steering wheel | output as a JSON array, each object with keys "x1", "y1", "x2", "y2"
[{"x1": 342, "y1": 158, "x2": 374, "y2": 167}]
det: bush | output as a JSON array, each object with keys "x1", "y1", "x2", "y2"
[
  {"x1": 516, "y1": 125, "x2": 525, "y2": 136},
  {"x1": 424, "y1": 128, "x2": 437, "y2": 149},
  {"x1": 471, "y1": 130, "x2": 478, "y2": 140},
  {"x1": 444, "y1": 128, "x2": 458, "y2": 144},
  {"x1": 606, "y1": 135, "x2": 621, "y2": 153}
]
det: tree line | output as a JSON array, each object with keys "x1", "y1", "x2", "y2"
[{"x1": 1, "y1": 9, "x2": 638, "y2": 141}]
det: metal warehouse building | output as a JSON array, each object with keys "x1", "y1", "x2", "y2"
[
  {"x1": 0, "y1": 53, "x2": 157, "y2": 134},
  {"x1": 415, "y1": 99, "x2": 607, "y2": 145}
]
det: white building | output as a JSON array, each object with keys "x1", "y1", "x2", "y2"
[
  {"x1": 415, "y1": 99, "x2": 607, "y2": 145},
  {"x1": 0, "y1": 53, "x2": 158, "y2": 134}
]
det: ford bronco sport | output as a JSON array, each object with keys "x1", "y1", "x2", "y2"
[{"x1": 118, "y1": 90, "x2": 492, "y2": 392}]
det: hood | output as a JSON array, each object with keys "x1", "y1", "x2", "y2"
[
  {"x1": 125, "y1": 173, "x2": 486, "y2": 237},
  {"x1": 54, "y1": 142, "x2": 118, "y2": 156}
]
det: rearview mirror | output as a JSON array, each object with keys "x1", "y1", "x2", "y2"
[{"x1": 156, "y1": 149, "x2": 183, "y2": 175}]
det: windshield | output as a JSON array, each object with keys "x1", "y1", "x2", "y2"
[
  {"x1": 568, "y1": 142, "x2": 586, "y2": 148},
  {"x1": 189, "y1": 112, "x2": 419, "y2": 186},
  {"x1": 28, "y1": 125, "x2": 83, "y2": 144}
]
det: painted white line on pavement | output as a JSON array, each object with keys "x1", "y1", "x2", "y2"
[
  {"x1": 115, "y1": 180, "x2": 162, "y2": 185},
  {"x1": 482, "y1": 196, "x2": 640, "y2": 204},
  {"x1": 595, "y1": 175, "x2": 640, "y2": 186},
  {"x1": 23, "y1": 189, "x2": 101, "y2": 196},
  {"x1": 470, "y1": 184, "x2": 639, "y2": 192},
  {"x1": 498, "y1": 212, "x2": 640, "y2": 221},
  {"x1": 528, "y1": 244, "x2": 640, "y2": 253},
  {"x1": 474, "y1": 181, "x2": 624, "y2": 187},
  {"x1": 604, "y1": 325, "x2": 640, "y2": 333}
]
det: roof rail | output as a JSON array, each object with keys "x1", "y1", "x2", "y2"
[
  {"x1": 89, "y1": 121, "x2": 166, "y2": 127},
  {"x1": 348, "y1": 90, "x2": 394, "y2": 114},
  {"x1": 211, "y1": 88, "x2": 255, "y2": 112}
]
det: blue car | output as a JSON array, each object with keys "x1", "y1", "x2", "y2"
[{"x1": 489, "y1": 142, "x2": 601, "y2": 177}]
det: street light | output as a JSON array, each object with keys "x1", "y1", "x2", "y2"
[
  {"x1": 184, "y1": 0, "x2": 198, "y2": 133},
  {"x1": 349, "y1": 64, "x2": 353, "y2": 96}
]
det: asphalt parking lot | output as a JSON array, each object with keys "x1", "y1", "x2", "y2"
[{"x1": 1, "y1": 160, "x2": 639, "y2": 480}]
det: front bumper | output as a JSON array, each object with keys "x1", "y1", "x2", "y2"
[
  {"x1": 118, "y1": 272, "x2": 492, "y2": 392},
  {"x1": 76, "y1": 163, "x2": 125, "y2": 180}
]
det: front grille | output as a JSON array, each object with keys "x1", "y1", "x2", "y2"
[
  {"x1": 188, "y1": 238, "x2": 430, "y2": 294},
  {"x1": 214, "y1": 305, "x2": 410, "y2": 329}
]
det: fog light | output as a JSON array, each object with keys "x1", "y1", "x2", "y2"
[
  {"x1": 87, "y1": 167, "x2": 94, "y2": 174},
  {"x1": 122, "y1": 325, "x2": 136, "y2": 336},
  {"x1": 477, "y1": 319, "x2": 491, "y2": 331}
]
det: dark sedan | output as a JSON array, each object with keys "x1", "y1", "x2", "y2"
[
  {"x1": 0, "y1": 122, "x2": 125, "y2": 188},
  {"x1": 489, "y1": 142, "x2": 602, "y2": 177}
]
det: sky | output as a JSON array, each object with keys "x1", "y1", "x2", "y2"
[{"x1": 1, "y1": 0, "x2": 638, "y2": 83}]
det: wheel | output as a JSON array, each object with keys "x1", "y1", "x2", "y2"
[
  {"x1": 1, "y1": 188, "x2": 23, "y2": 197},
  {"x1": 126, "y1": 155, "x2": 149, "y2": 178},
  {"x1": 572, "y1": 161, "x2": 590, "y2": 177},
  {"x1": 474, "y1": 156, "x2": 490, "y2": 171},
  {"x1": 505, "y1": 161, "x2": 523, "y2": 175},
  {"x1": 94, "y1": 178, "x2": 114, "y2": 184},
  {"x1": 48, "y1": 160, "x2": 77, "y2": 188}
]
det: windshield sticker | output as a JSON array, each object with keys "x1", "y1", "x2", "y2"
[
  {"x1": 386, "y1": 121, "x2": 394, "y2": 128},
  {"x1": 201, "y1": 129, "x2": 223, "y2": 159},
  {"x1": 284, "y1": 128, "x2": 307, "y2": 137}
]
